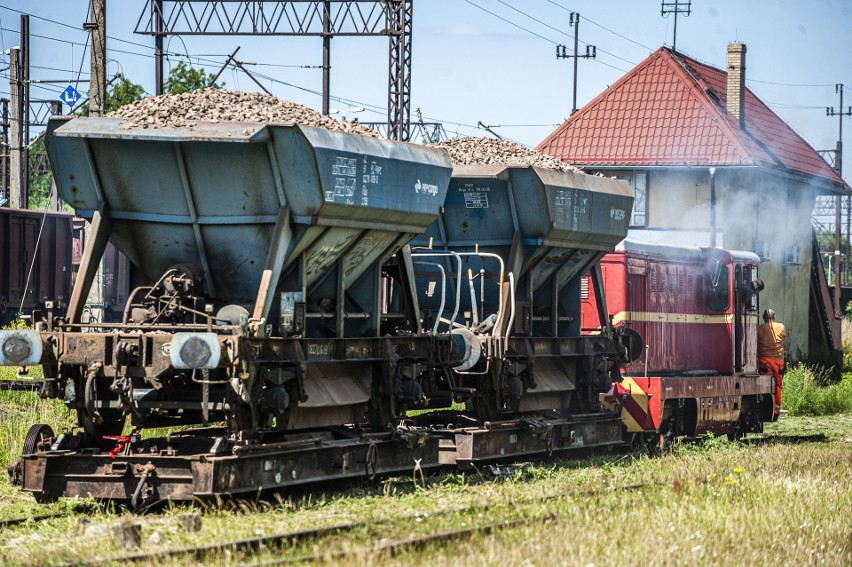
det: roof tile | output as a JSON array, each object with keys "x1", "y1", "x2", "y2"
[{"x1": 536, "y1": 47, "x2": 847, "y2": 190}]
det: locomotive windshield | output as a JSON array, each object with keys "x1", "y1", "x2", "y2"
[{"x1": 707, "y1": 259, "x2": 730, "y2": 311}]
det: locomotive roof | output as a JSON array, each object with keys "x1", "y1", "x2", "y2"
[{"x1": 615, "y1": 239, "x2": 761, "y2": 265}]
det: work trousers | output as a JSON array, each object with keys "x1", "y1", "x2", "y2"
[{"x1": 759, "y1": 357, "x2": 784, "y2": 411}]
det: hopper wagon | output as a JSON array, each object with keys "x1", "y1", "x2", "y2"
[
  {"x1": 408, "y1": 165, "x2": 636, "y2": 465},
  {"x1": 3, "y1": 116, "x2": 457, "y2": 503}
]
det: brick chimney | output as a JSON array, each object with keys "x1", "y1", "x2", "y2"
[{"x1": 726, "y1": 42, "x2": 746, "y2": 127}]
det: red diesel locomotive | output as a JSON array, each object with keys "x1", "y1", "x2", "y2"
[{"x1": 581, "y1": 240, "x2": 776, "y2": 444}]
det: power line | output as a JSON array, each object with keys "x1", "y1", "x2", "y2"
[
  {"x1": 496, "y1": 0, "x2": 637, "y2": 66},
  {"x1": 765, "y1": 101, "x2": 841, "y2": 110},
  {"x1": 462, "y1": 0, "x2": 555, "y2": 45},
  {"x1": 748, "y1": 78, "x2": 838, "y2": 88},
  {"x1": 461, "y1": 0, "x2": 628, "y2": 74},
  {"x1": 545, "y1": 0, "x2": 655, "y2": 52}
]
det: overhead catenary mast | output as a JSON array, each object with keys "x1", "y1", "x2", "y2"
[{"x1": 136, "y1": 0, "x2": 413, "y2": 141}]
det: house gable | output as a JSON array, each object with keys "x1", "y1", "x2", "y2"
[{"x1": 537, "y1": 47, "x2": 846, "y2": 192}]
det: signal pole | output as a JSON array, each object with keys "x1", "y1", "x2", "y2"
[
  {"x1": 661, "y1": 0, "x2": 691, "y2": 52},
  {"x1": 827, "y1": 84, "x2": 851, "y2": 312},
  {"x1": 556, "y1": 13, "x2": 596, "y2": 115}
]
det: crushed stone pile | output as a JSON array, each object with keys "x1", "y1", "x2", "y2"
[
  {"x1": 109, "y1": 88, "x2": 380, "y2": 136},
  {"x1": 435, "y1": 136, "x2": 581, "y2": 172}
]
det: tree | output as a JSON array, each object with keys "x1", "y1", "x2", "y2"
[
  {"x1": 77, "y1": 75, "x2": 146, "y2": 116},
  {"x1": 164, "y1": 61, "x2": 224, "y2": 94}
]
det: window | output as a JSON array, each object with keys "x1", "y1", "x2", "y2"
[
  {"x1": 782, "y1": 245, "x2": 801, "y2": 265},
  {"x1": 753, "y1": 239, "x2": 769, "y2": 260},
  {"x1": 615, "y1": 172, "x2": 648, "y2": 227},
  {"x1": 706, "y1": 261, "x2": 730, "y2": 311}
]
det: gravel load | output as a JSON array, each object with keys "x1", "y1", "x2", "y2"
[
  {"x1": 109, "y1": 88, "x2": 380, "y2": 136},
  {"x1": 435, "y1": 136, "x2": 581, "y2": 172}
]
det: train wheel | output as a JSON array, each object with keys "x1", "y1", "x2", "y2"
[
  {"x1": 727, "y1": 429, "x2": 745, "y2": 442},
  {"x1": 465, "y1": 391, "x2": 500, "y2": 422},
  {"x1": 369, "y1": 394, "x2": 398, "y2": 432},
  {"x1": 79, "y1": 372, "x2": 126, "y2": 443},
  {"x1": 8, "y1": 424, "x2": 55, "y2": 485}
]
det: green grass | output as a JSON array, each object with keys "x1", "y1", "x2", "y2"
[
  {"x1": 782, "y1": 365, "x2": 852, "y2": 416},
  {"x1": 0, "y1": 391, "x2": 74, "y2": 469},
  {"x1": 0, "y1": 403, "x2": 850, "y2": 565}
]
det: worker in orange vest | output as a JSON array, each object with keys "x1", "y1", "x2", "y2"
[{"x1": 757, "y1": 308, "x2": 786, "y2": 417}]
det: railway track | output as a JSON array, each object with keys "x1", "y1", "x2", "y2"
[
  {"x1": 76, "y1": 482, "x2": 654, "y2": 565},
  {"x1": 0, "y1": 512, "x2": 67, "y2": 528},
  {"x1": 0, "y1": 379, "x2": 43, "y2": 392}
]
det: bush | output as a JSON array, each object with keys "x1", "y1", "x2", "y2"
[{"x1": 782, "y1": 364, "x2": 852, "y2": 416}]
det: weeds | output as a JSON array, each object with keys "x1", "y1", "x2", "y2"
[
  {"x1": 782, "y1": 365, "x2": 852, "y2": 416},
  {"x1": 0, "y1": 391, "x2": 74, "y2": 468}
]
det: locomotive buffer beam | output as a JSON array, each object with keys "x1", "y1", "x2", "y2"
[{"x1": 19, "y1": 426, "x2": 440, "y2": 504}]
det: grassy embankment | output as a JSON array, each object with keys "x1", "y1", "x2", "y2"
[
  {"x1": 0, "y1": 388, "x2": 850, "y2": 565},
  {"x1": 0, "y1": 318, "x2": 851, "y2": 564}
]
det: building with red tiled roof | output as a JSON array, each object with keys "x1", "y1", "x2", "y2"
[{"x1": 538, "y1": 44, "x2": 848, "y2": 358}]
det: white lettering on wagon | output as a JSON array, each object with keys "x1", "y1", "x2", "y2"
[
  {"x1": 415, "y1": 179, "x2": 439, "y2": 197},
  {"x1": 307, "y1": 343, "x2": 333, "y2": 357}
]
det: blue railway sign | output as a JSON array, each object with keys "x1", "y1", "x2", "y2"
[{"x1": 60, "y1": 85, "x2": 81, "y2": 108}]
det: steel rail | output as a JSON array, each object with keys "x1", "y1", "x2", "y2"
[
  {"x1": 85, "y1": 482, "x2": 656, "y2": 565},
  {"x1": 0, "y1": 379, "x2": 44, "y2": 392}
]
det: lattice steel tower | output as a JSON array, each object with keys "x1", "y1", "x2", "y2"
[{"x1": 135, "y1": 1, "x2": 413, "y2": 141}]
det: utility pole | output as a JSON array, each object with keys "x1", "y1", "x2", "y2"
[
  {"x1": 21, "y1": 15, "x2": 29, "y2": 208},
  {"x1": 827, "y1": 83, "x2": 852, "y2": 314},
  {"x1": 556, "y1": 13, "x2": 596, "y2": 116},
  {"x1": 9, "y1": 46, "x2": 24, "y2": 209},
  {"x1": 661, "y1": 0, "x2": 691, "y2": 52},
  {"x1": 1, "y1": 99, "x2": 7, "y2": 205},
  {"x1": 87, "y1": 0, "x2": 107, "y2": 116},
  {"x1": 322, "y1": 0, "x2": 331, "y2": 115},
  {"x1": 153, "y1": 0, "x2": 164, "y2": 95}
]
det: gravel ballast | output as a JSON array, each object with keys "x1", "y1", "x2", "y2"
[
  {"x1": 435, "y1": 136, "x2": 581, "y2": 172},
  {"x1": 109, "y1": 88, "x2": 379, "y2": 136}
]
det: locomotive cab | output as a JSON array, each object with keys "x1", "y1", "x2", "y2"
[{"x1": 582, "y1": 240, "x2": 775, "y2": 443}]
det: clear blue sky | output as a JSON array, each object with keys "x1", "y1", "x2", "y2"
[{"x1": 2, "y1": 0, "x2": 851, "y2": 183}]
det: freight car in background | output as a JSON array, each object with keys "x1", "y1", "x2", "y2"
[
  {"x1": 581, "y1": 240, "x2": 776, "y2": 445},
  {"x1": 0, "y1": 207, "x2": 127, "y2": 327},
  {"x1": 0, "y1": 207, "x2": 74, "y2": 326}
]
